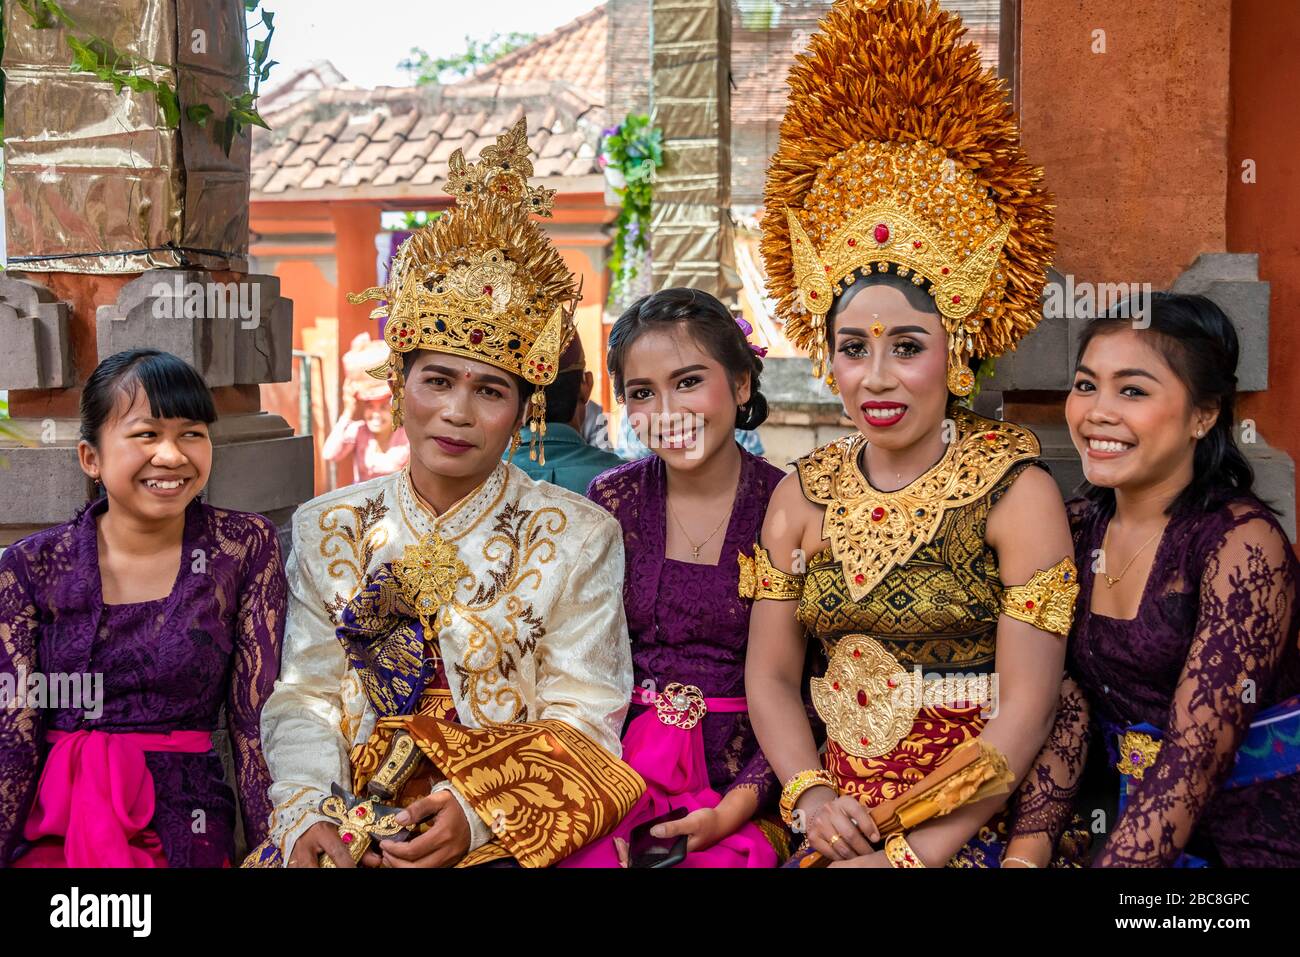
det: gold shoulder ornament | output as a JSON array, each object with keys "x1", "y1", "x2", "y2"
[
  {"x1": 737, "y1": 542, "x2": 805, "y2": 601},
  {"x1": 1000, "y1": 556, "x2": 1079, "y2": 636}
]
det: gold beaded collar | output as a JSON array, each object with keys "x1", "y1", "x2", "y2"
[{"x1": 797, "y1": 406, "x2": 1040, "y2": 601}]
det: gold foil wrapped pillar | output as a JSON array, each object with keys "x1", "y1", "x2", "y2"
[
  {"x1": 2, "y1": 0, "x2": 250, "y2": 273},
  {"x1": 649, "y1": 0, "x2": 738, "y2": 299}
]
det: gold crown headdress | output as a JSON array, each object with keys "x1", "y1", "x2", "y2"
[
  {"x1": 348, "y1": 117, "x2": 580, "y2": 461},
  {"x1": 761, "y1": 0, "x2": 1054, "y2": 396}
]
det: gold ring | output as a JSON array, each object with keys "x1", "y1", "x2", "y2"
[{"x1": 829, "y1": 834, "x2": 841, "y2": 847}]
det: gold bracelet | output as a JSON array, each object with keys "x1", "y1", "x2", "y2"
[
  {"x1": 779, "y1": 769, "x2": 837, "y2": 827},
  {"x1": 1001, "y1": 556, "x2": 1080, "y2": 637},
  {"x1": 884, "y1": 832, "x2": 926, "y2": 868},
  {"x1": 738, "y1": 543, "x2": 806, "y2": 601}
]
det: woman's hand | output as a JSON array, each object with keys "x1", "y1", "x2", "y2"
[
  {"x1": 341, "y1": 380, "x2": 359, "y2": 419},
  {"x1": 806, "y1": 793, "x2": 880, "y2": 861},
  {"x1": 651, "y1": 806, "x2": 724, "y2": 853},
  {"x1": 611, "y1": 808, "x2": 721, "y2": 868},
  {"x1": 357, "y1": 790, "x2": 470, "y2": 868}
]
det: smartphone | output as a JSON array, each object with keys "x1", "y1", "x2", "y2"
[{"x1": 628, "y1": 806, "x2": 689, "y2": 869}]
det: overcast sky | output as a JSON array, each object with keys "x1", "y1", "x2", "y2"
[{"x1": 268, "y1": 0, "x2": 605, "y2": 89}]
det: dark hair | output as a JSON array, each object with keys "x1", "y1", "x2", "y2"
[
  {"x1": 402, "y1": 348, "x2": 530, "y2": 415},
  {"x1": 1074, "y1": 291, "x2": 1265, "y2": 515},
  {"x1": 80, "y1": 349, "x2": 216, "y2": 446},
  {"x1": 826, "y1": 270, "x2": 940, "y2": 335},
  {"x1": 606, "y1": 288, "x2": 769, "y2": 430},
  {"x1": 543, "y1": 369, "x2": 584, "y2": 424}
]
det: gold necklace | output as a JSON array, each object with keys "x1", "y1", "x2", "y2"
[
  {"x1": 668, "y1": 495, "x2": 735, "y2": 561},
  {"x1": 1100, "y1": 522, "x2": 1165, "y2": 588}
]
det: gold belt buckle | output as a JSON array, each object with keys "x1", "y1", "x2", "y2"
[
  {"x1": 655, "y1": 682, "x2": 708, "y2": 731},
  {"x1": 810, "y1": 634, "x2": 920, "y2": 759},
  {"x1": 1115, "y1": 730, "x2": 1161, "y2": 780}
]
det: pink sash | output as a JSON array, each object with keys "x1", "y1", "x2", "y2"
[
  {"x1": 16, "y1": 729, "x2": 213, "y2": 868},
  {"x1": 560, "y1": 692, "x2": 778, "y2": 868}
]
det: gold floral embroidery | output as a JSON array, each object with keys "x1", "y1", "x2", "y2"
[
  {"x1": 449, "y1": 502, "x2": 567, "y2": 724},
  {"x1": 406, "y1": 714, "x2": 646, "y2": 867},
  {"x1": 798, "y1": 406, "x2": 1039, "y2": 600},
  {"x1": 319, "y1": 492, "x2": 390, "y2": 585}
]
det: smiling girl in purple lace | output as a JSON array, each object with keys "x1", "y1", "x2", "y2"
[
  {"x1": 561, "y1": 288, "x2": 787, "y2": 868},
  {"x1": 0, "y1": 349, "x2": 285, "y2": 867},
  {"x1": 1009, "y1": 293, "x2": 1300, "y2": 867}
]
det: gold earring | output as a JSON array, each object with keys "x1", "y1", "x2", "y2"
[
  {"x1": 507, "y1": 430, "x2": 522, "y2": 459},
  {"x1": 947, "y1": 364, "x2": 975, "y2": 397},
  {"x1": 826, "y1": 372, "x2": 840, "y2": 395}
]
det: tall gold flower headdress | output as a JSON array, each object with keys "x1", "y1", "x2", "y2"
[
  {"x1": 348, "y1": 116, "x2": 580, "y2": 461},
  {"x1": 761, "y1": 0, "x2": 1055, "y2": 396}
]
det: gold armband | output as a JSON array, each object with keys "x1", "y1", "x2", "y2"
[
  {"x1": 779, "y1": 768, "x2": 837, "y2": 826},
  {"x1": 884, "y1": 833, "x2": 926, "y2": 868},
  {"x1": 1000, "y1": 556, "x2": 1079, "y2": 637},
  {"x1": 738, "y1": 543, "x2": 805, "y2": 601}
]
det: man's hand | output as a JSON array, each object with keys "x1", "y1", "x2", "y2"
[
  {"x1": 360, "y1": 790, "x2": 471, "y2": 869},
  {"x1": 289, "y1": 820, "x2": 356, "y2": 868}
]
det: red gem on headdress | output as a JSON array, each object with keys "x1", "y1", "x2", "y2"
[
  {"x1": 810, "y1": 291, "x2": 819, "y2": 300},
  {"x1": 852, "y1": 649, "x2": 862, "y2": 659},
  {"x1": 469, "y1": 329, "x2": 484, "y2": 345},
  {"x1": 871, "y1": 507, "x2": 885, "y2": 522},
  {"x1": 952, "y1": 295, "x2": 961, "y2": 304},
  {"x1": 847, "y1": 238, "x2": 857, "y2": 247},
  {"x1": 887, "y1": 678, "x2": 898, "y2": 689},
  {"x1": 355, "y1": 808, "x2": 367, "y2": 819},
  {"x1": 1025, "y1": 600, "x2": 1035, "y2": 610},
  {"x1": 857, "y1": 690, "x2": 869, "y2": 707},
  {"x1": 873, "y1": 223, "x2": 890, "y2": 244},
  {"x1": 832, "y1": 681, "x2": 840, "y2": 691},
  {"x1": 854, "y1": 573, "x2": 865, "y2": 585},
  {"x1": 483, "y1": 285, "x2": 494, "y2": 296},
  {"x1": 913, "y1": 241, "x2": 923, "y2": 249},
  {"x1": 941, "y1": 267, "x2": 950, "y2": 275},
  {"x1": 761, "y1": 577, "x2": 771, "y2": 587},
  {"x1": 984, "y1": 432, "x2": 997, "y2": 441}
]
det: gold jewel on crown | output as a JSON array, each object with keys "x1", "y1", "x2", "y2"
[
  {"x1": 347, "y1": 116, "x2": 580, "y2": 461},
  {"x1": 786, "y1": 139, "x2": 1012, "y2": 391}
]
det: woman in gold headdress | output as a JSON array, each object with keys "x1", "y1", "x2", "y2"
[{"x1": 744, "y1": 0, "x2": 1083, "y2": 868}]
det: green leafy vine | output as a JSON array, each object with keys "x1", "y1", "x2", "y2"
[{"x1": 599, "y1": 114, "x2": 662, "y2": 307}]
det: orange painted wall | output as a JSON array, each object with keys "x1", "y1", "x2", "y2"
[
  {"x1": 1016, "y1": 0, "x2": 1231, "y2": 286},
  {"x1": 1229, "y1": 0, "x2": 1300, "y2": 476}
]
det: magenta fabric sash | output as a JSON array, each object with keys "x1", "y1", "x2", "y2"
[
  {"x1": 17, "y1": 729, "x2": 213, "y2": 868},
  {"x1": 560, "y1": 693, "x2": 778, "y2": 868}
]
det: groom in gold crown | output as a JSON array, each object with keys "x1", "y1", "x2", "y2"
[{"x1": 244, "y1": 118, "x2": 644, "y2": 868}]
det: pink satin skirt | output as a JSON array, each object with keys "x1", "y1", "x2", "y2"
[
  {"x1": 560, "y1": 692, "x2": 778, "y2": 868},
  {"x1": 14, "y1": 728, "x2": 214, "y2": 868}
]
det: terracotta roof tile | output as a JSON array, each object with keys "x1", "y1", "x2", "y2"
[
  {"x1": 456, "y1": 4, "x2": 606, "y2": 100},
  {"x1": 254, "y1": 77, "x2": 603, "y2": 198}
]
